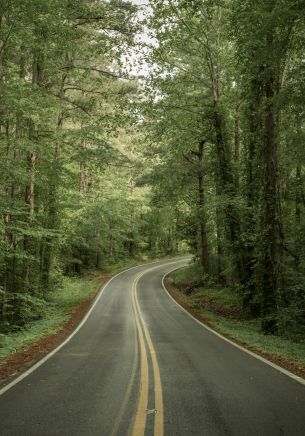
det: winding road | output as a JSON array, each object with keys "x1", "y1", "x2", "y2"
[{"x1": 0, "y1": 258, "x2": 305, "y2": 436}]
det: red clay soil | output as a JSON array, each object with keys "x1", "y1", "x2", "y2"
[
  {"x1": 0, "y1": 274, "x2": 111, "y2": 385},
  {"x1": 164, "y1": 278, "x2": 305, "y2": 381}
]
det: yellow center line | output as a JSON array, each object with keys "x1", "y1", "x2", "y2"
[
  {"x1": 131, "y1": 273, "x2": 149, "y2": 436},
  {"x1": 111, "y1": 313, "x2": 138, "y2": 436},
  {"x1": 131, "y1": 262, "x2": 179, "y2": 436},
  {"x1": 134, "y1": 282, "x2": 164, "y2": 436}
]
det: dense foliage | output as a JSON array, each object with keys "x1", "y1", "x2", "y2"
[
  {"x1": 1, "y1": 0, "x2": 305, "y2": 340},
  {"x1": 139, "y1": 0, "x2": 305, "y2": 337},
  {"x1": 0, "y1": 0, "x2": 182, "y2": 332}
]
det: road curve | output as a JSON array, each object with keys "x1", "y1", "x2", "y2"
[{"x1": 0, "y1": 258, "x2": 305, "y2": 436}]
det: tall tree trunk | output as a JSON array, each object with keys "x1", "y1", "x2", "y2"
[
  {"x1": 261, "y1": 67, "x2": 281, "y2": 331},
  {"x1": 197, "y1": 140, "x2": 210, "y2": 274},
  {"x1": 0, "y1": 15, "x2": 4, "y2": 82},
  {"x1": 23, "y1": 53, "x2": 42, "y2": 285},
  {"x1": 79, "y1": 162, "x2": 87, "y2": 196},
  {"x1": 213, "y1": 103, "x2": 244, "y2": 281},
  {"x1": 79, "y1": 132, "x2": 87, "y2": 197},
  {"x1": 214, "y1": 183, "x2": 225, "y2": 282},
  {"x1": 7, "y1": 55, "x2": 25, "y2": 296},
  {"x1": 295, "y1": 163, "x2": 301, "y2": 271},
  {"x1": 242, "y1": 78, "x2": 262, "y2": 314},
  {"x1": 294, "y1": 114, "x2": 302, "y2": 271},
  {"x1": 41, "y1": 61, "x2": 68, "y2": 290},
  {"x1": 25, "y1": 149, "x2": 36, "y2": 219},
  {"x1": 24, "y1": 123, "x2": 37, "y2": 284},
  {"x1": 206, "y1": 26, "x2": 244, "y2": 282},
  {"x1": 234, "y1": 104, "x2": 240, "y2": 190}
]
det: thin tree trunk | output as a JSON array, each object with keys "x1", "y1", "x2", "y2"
[
  {"x1": 234, "y1": 105, "x2": 240, "y2": 190},
  {"x1": 79, "y1": 161, "x2": 87, "y2": 196},
  {"x1": 294, "y1": 163, "x2": 302, "y2": 271},
  {"x1": 25, "y1": 148, "x2": 37, "y2": 220},
  {"x1": 0, "y1": 15, "x2": 4, "y2": 82}
]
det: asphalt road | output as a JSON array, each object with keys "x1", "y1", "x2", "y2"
[{"x1": 0, "y1": 258, "x2": 305, "y2": 436}]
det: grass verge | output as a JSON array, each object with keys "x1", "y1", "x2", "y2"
[
  {"x1": 165, "y1": 265, "x2": 305, "y2": 379},
  {"x1": 0, "y1": 275, "x2": 103, "y2": 362},
  {"x1": 0, "y1": 273, "x2": 111, "y2": 383},
  {"x1": 0, "y1": 255, "x2": 185, "y2": 382}
]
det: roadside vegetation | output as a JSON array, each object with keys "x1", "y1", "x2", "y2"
[
  {"x1": 1, "y1": 0, "x2": 305, "y2": 374},
  {"x1": 0, "y1": 1, "x2": 186, "y2": 342},
  {"x1": 167, "y1": 264, "x2": 305, "y2": 374},
  {"x1": 140, "y1": 0, "x2": 305, "y2": 345},
  {"x1": 0, "y1": 274, "x2": 101, "y2": 362},
  {"x1": 0, "y1": 255, "x2": 174, "y2": 373}
]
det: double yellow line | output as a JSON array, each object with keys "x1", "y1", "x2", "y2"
[{"x1": 131, "y1": 268, "x2": 164, "y2": 436}]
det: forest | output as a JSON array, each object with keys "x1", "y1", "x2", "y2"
[{"x1": 0, "y1": 0, "x2": 305, "y2": 344}]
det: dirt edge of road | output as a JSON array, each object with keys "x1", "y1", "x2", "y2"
[
  {"x1": 0, "y1": 257, "x2": 184, "y2": 387},
  {"x1": 0, "y1": 274, "x2": 111, "y2": 385}
]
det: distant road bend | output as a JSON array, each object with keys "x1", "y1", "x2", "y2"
[{"x1": 0, "y1": 258, "x2": 305, "y2": 436}]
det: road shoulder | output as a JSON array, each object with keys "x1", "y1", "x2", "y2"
[
  {"x1": 163, "y1": 270, "x2": 305, "y2": 383},
  {"x1": 0, "y1": 273, "x2": 109, "y2": 385}
]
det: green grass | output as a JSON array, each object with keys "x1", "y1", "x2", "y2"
[
  {"x1": 0, "y1": 254, "x2": 186, "y2": 363},
  {"x1": 0, "y1": 275, "x2": 100, "y2": 361},
  {"x1": 169, "y1": 266, "x2": 305, "y2": 367},
  {"x1": 203, "y1": 312, "x2": 305, "y2": 365}
]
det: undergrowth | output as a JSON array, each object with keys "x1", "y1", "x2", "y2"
[
  {"x1": 0, "y1": 276, "x2": 99, "y2": 360},
  {"x1": 168, "y1": 265, "x2": 305, "y2": 367}
]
